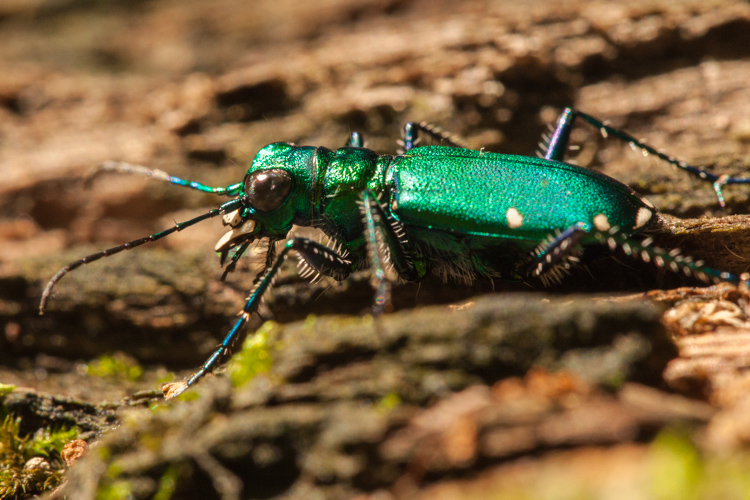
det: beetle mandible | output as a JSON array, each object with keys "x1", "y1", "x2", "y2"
[{"x1": 39, "y1": 107, "x2": 750, "y2": 397}]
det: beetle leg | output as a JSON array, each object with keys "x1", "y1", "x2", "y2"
[
  {"x1": 576, "y1": 110, "x2": 750, "y2": 207},
  {"x1": 589, "y1": 229, "x2": 747, "y2": 286},
  {"x1": 361, "y1": 190, "x2": 422, "y2": 280},
  {"x1": 541, "y1": 108, "x2": 577, "y2": 161},
  {"x1": 165, "y1": 236, "x2": 354, "y2": 398},
  {"x1": 219, "y1": 240, "x2": 252, "y2": 281},
  {"x1": 361, "y1": 190, "x2": 425, "y2": 314},
  {"x1": 87, "y1": 161, "x2": 244, "y2": 196},
  {"x1": 252, "y1": 239, "x2": 279, "y2": 285},
  {"x1": 524, "y1": 221, "x2": 749, "y2": 288},
  {"x1": 361, "y1": 190, "x2": 392, "y2": 315},
  {"x1": 544, "y1": 108, "x2": 750, "y2": 207},
  {"x1": 345, "y1": 131, "x2": 364, "y2": 148},
  {"x1": 524, "y1": 223, "x2": 588, "y2": 286},
  {"x1": 401, "y1": 122, "x2": 468, "y2": 152}
]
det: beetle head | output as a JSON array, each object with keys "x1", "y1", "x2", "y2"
[{"x1": 215, "y1": 142, "x2": 320, "y2": 255}]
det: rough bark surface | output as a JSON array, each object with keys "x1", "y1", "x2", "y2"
[{"x1": 2, "y1": 0, "x2": 750, "y2": 498}]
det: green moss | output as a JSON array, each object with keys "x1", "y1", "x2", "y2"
[
  {"x1": 139, "y1": 433, "x2": 164, "y2": 452},
  {"x1": 105, "y1": 461, "x2": 123, "y2": 479},
  {"x1": 0, "y1": 384, "x2": 15, "y2": 422},
  {"x1": 649, "y1": 431, "x2": 750, "y2": 499},
  {"x1": 152, "y1": 465, "x2": 181, "y2": 500},
  {"x1": 303, "y1": 314, "x2": 317, "y2": 330},
  {"x1": 97, "y1": 445, "x2": 111, "y2": 462},
  {"x1": 603, "y1": 371, "x2": 626, "y2": 390},
  {"x1": 85, "y1": 352, "x2": 144, "y2": 381},
  {"x1": 157, "y1": 372, "x2": 176, "y2": 385},
  {"x1": 26, "y1": 428, "x2": 78, "y2": 459},
  {"x1": 228, "y1": 321, "x2": 280, "y2": 388},
  {"x1": 96, "y1": 479, "x2": 132, "y2": 500},
  {"x1": 650, "y1": 431, "x2": 701, "y2": 499},
  {"x1": 0, "y1": 415, "x2": 77, "y2": 498},
  {"x1": 175, "y1": 390, "x2": 201, "y2": 402},
  {"x1": 376, "y1": 392, "x2": 402, "y2": 413}
]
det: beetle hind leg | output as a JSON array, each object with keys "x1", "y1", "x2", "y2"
[
  {"x1": 543, "y1": 107, "x2": 750, "y2": 207},
  {"x1": 524, "y1": 223, "x2": 587, "y2": 285},
  {"x1": 592, "y1": 230, "x2": 747, "y2": 286},
  {"x1": 524, "y1": 222, "x2": 749, "y2": 288}
]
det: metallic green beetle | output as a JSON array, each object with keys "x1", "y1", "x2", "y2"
[{"x1": 39, "y1": 108, "x2": 749, "y2": 396}]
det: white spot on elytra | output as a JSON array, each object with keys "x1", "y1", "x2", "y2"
[
  {"x1": 593, "y1": 213, "x2": 610, "y2": 231},
  {"x1": 506, "y1": 207, "x2": 524, "y2": 228},
  {"x1": 641, "y1": 197, "x2": 655, "y2": 209},
  {"x1": 634, "y1": 207, "x2": 652, "y2": 229}
]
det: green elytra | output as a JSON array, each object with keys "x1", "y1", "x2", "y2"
[{"x1": 39, "y1": 108, "x2": 749, "y2": 397}]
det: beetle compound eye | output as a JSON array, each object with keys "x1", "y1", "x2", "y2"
[{"x1": 244, "y1": 169, "x2": 293, "y2": 212}]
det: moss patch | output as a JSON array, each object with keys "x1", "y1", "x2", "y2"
[
  {"x1": 0, "y1": 415, "x2": 77, "y2": 498},
  {"x1": 228, "y1": 321, "x2": 281, "y2": 388},
  {"x1": 84, "y1": 352, "x2": 144, "y2": 381}
]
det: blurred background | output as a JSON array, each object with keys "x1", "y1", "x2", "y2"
[{"x1": 3, "y1": 0, "x2": 750, "y2": 498}]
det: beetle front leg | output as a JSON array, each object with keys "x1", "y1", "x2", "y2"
[
  {"x1": 219, "y1": 240, "x2": 252, "y2": 281},
  {"x1": 163, "y1": 237, "x2": 353, "y2": 398}
]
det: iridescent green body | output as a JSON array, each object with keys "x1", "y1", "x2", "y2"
[{"x1": 246, "y1": 143, "x2": 654, "y2": 281}]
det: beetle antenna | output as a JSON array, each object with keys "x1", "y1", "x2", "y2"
[
  {"x1": 39, "y1": 199, "x2": 243, "y2": 315},
  {"x1": 86, "y1": 161, "x2": 243, "y2": 196}
]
